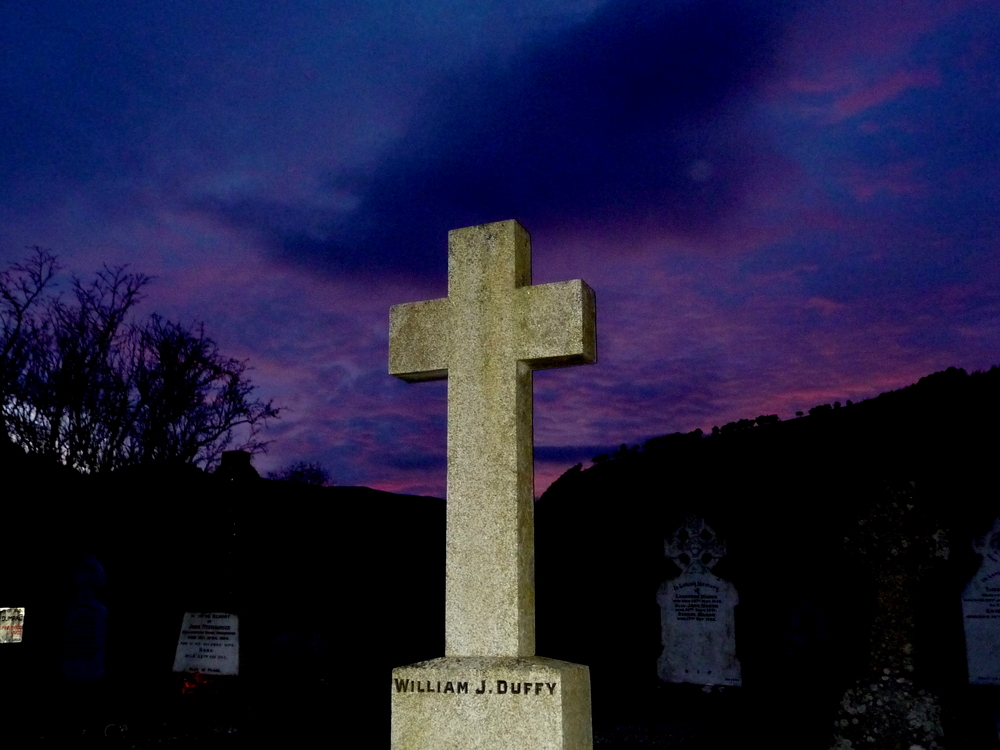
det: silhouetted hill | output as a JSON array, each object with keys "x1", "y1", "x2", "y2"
[
  {"x1": 535, "y1": 365, "x2": 1000, "y2": 746},
  {"x1": 541, "y1": 365, "x2": 999, "y2": 513}
]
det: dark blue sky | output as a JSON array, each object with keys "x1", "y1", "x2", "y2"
[{"x1": 2, "y1": 0, "x2": 998, "y2": 495}]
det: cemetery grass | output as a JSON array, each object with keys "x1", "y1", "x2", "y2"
[{"x1": 9, "y1": 675, "x2": 341, "y2": 749}]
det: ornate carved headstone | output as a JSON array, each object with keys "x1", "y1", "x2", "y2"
[
  {"x1": 963, "y1": 518, "x2": 1000, "y2": 685},
  {"x1": 656, "y1": 518, "x2": 741, "y2": 687},
  {"x1": 389, "y1": 220, "x2": 597, "y2": 750}
]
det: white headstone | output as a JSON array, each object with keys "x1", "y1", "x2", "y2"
[
  {"x1": 656, "y1": 518, "x2": 741, "y2": 687},
  {"x1": 963, "y1": 518, "x2": 1000, "y2": 685},
  {"x1": 172, "y1": 612, "x2": 240, "y2": 676},
  {"x1": 0, "y1": 607, "x2": 24, "y2": 643},
  {"x1": 389, "y1": 220, "x2": 597, "y2": 750}
]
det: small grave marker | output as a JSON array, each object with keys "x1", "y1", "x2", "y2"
[
  {"x1": 656, "y1": 518, "x2": 741, "y2": 687},
  {"x1": 0, "y1": 607, "x2": 24, "y2": 643},
  {"x1": 172, "y1": 612, "x2": 240, "y2": 676}
]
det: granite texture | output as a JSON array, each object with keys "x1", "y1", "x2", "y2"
[
  {"x1": 388, "y1": 220, "x2": 596, "y2": 750},
  {"x1": 392, "y1": 657, "x2": 592, "y2": 750},
  {"x1": 389, "y1": 220, "x2": 596, "y2": 657},
  {"x1": 830, "y1": 481, "x2": 948, "y2": 750}
]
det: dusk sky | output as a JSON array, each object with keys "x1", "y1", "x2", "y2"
[{"x1": 3, "y1": 0, "x2": 998, "y2": 497}]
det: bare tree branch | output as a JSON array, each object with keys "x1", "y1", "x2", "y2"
[{"x1": 0, "y1": 251, "x2": 280, "y2": 473}]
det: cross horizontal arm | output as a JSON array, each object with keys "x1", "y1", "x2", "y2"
[
  {"x1": 516, "y1": 279, "x2": 597, "y2": 369},
  {"x1": 389, "y1": 297, "x2": 451, "y2": 381}
]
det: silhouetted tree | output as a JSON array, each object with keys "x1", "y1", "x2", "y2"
[
  {"x1": 643, "y1": 429, "x2": 704, "y2": 452},
  {"x1": 267, "y1": 461, "x2": 333, "y2": 486},
  {"x1": 128, "y1": 315, "x2": 279, "y2": 468},
  {"x1": 611, "y1": 443, "x2": 639, "y2": 459},
  {"x1": 720, "y1": 418, "x2": 755, "y2": 434},
  {"x1": 0, "y1": 250, "x2": 279, "y2": 472},
  {"x1": 15, "y1": 263, "x2": 149, "y2": 470},
  {"x1": 0, "y1": 247, "x2": 58, "y2": 421}
]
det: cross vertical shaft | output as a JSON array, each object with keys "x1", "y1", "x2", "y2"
[
  {"x1": 389, "y1": 220, "x2": 596, "y2": 657},
  {"x1": 446, "y1": 222, "x2": 535, "y2": 657}
]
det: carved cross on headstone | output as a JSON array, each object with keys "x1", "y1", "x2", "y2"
[
  {"x1": 657, "y1": 518, "x2": 741, "y2": 687},
  {"x1": 389, "y1": 220, "x2": 596, "y2": 657}
]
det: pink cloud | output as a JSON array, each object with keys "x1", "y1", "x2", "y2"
[
  {"x1": 770, "y1": 0, "x2": 975, "y2": 122},
  {"x1": 830, "y1": 68, "x2": 941, "y2": 121},
  {"x1": 806, "y1": 297, "x2": 847, "y2": 315},
  {"x1": 843, "y1": 158, "x2": 927, "y2": 201},
  {"x1": 783, "y1": 0, "x2": 977, "y2": 75}
]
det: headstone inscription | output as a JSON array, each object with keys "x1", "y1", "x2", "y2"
[
  {"x1": 172, "y1": 612, "x2": 240, "y2": 676},
  {"x1": 656, "y1": 518, "x2": 741, "y2": 687},
  {"x1": 389, "y1": 220, "x2": 597, "y2": 750},
  {"x1": 0, "y1": 606, "x2": 25, "y2": 643},
  {"x1": 963, "y1": 517, "x2": 1000, "y2": 685}
]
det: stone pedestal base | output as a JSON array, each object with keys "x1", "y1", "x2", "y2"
[{"x1": 391, "y1": 656, "x2": 592, "y2": 750}]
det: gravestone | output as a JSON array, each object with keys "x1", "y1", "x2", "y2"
[
  {"x1": 62, "y1": 554, "x2": 108, "y2": 681},
  {"x1": 169, "y1": 456, "x2": 246, "y2": 682},
  {"x1": 963, "y1": 517, "x2": 1000, "y2": 685},
  {"x1": 829, "y1": 481, "x2": 947, "y2": 750},
  {"x1": 656, "y1": 518, "x2": 741, "y2": 687},
  {"x1": 0, "y1": 606, "x2": 25, "y2": 643},
  {"x1": 172, "y1": 612, "x2": 240, "y2": 676},
  {"x1": 389, "y1": 220, "x2": 597, "y2": 750}
]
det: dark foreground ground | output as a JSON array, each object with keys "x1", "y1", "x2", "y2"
[
  {"x1": 3, "y1": 676, "x2": 759, "y2": 749},
  {"x1": 8, "y1": 676, "x2": 335, "y2": 749},
  {"x1": 10, "y1": 671, "x2": 1000, "y2": 749}
]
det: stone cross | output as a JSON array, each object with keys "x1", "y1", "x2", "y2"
[{"x1": 389, "y1": 220, "x2": 596, "y2": 657}]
